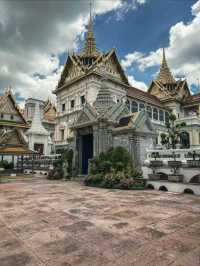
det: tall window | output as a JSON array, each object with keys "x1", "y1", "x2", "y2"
[
  {"x1": 10, "y1": 115, "x2": 14, "y2": 120},
  {"x1": 61, "y1": 129, "x2": 64, "y2": 141},
  {"x1": 1, "y1": 113, "x2": 4, "y2": 119},
  {"x1": 139, "y1": 103, "x2": 145, "y2": 111},
  {"x1": 62, "y1": 103, "x2": 65, "y2": 112},
  {"x1": 159, "y1": 110, "x2": 164, "y2": 122},
  {"x1": 71, "y1": 99, "x2": 75, "y2": 109},
  {"x1": 165, "y1": 112, "x2": 169, "y2": 123},
  {"x1": 131, "y1": 101, "x2": 138, "y2": 113},
  {"x1": 153, "y1": 108, "x2": 158, "y2": 120},
  {"x1": 80, "y1": 95, "x2": 85, "y2": 105},
  {"x1": 146, "y1": 106, "x2": 152, "y2": 118}
]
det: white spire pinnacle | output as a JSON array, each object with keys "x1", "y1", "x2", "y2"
[{"x1": 27, "y1": 102, "x2": 49, "y2": 136}]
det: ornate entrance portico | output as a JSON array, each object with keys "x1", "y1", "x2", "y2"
[
  {"x1": 71, "y1": 79, "x2": 129, "y2": 175},
  {"x1": 70, "y1": 78, "x2": 156, "y2": 175}
]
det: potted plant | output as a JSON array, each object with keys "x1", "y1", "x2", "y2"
[
  {"x1": 168, "y1": 152, "x2": 183, "y2": 182},
  {"x1": 159, "y1": 113, "x2": 185, "y2": 182},
  {"x1": 148, "y1": 152, "x2": 163, "y2": 180}
]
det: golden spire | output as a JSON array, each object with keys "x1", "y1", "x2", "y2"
[
  {"x1": 156, "y1": 48, "x2": 175, "y2": 84},
  {"x1": 81, "y1": 1, "x2": 100, "y2": 57}
]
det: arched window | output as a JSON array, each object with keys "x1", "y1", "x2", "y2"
[
  {"x1": 146, "y1": 106, "x2": 152, "y2": 118},
  {"x1": 139, "y1": 103, "x2": 145, "y2": 111},
  {"x1": 159, "y1": 110, "x2": 164, "y2": 122},
  {"x1": 126, "y1": 100, "x2": 130, "y2": 111},
  {"x1": 180, "y1": 131, "x2": 190, "y2": 149},
  {"x1": 131, "y1": 101, "x2": 138, "y2": 113},
  {"x1": 153, "y1": 108, "x2": 158, "y2": 120}
]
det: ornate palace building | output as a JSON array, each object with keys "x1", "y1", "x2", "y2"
[{"x1": 54, "y1": 12, "x2": 200, "y2": 174}]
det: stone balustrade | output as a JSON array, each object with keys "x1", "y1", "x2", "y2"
[{"x1": 142, "y1": 147, "x2": 200, "y2": 195}]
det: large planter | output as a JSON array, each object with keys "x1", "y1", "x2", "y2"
[
  {"x1": 149, "y1": 161, "x2": 163, "y2": 168},
  {"x1": 168, "y1": 161, "x2": 182, "y2": 168},
  {"x1": 148, "y1": 173, "x2": 162, "y2": 180},
  {"x1": 168, "y1": 174, "x2": 183, "y2": 183}
]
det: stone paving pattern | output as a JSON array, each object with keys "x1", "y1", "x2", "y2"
[{"x1": 0, "y1": 179, "x2": 200, "y2": 266}]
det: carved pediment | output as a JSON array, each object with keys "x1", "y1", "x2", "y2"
[
  {"x1": 76, "y1": 112, "x2": 91, "y2": 124},
  {"x1": 134, "y1": 112, "x2": 154, "y2": 133},
  {"x1": 73, "y1": 104, "x2": 97, "y2": 128}
]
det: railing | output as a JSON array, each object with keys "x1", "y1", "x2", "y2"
[{"x1": 146, "y1": 148, "x2": 200, "y2": 163}]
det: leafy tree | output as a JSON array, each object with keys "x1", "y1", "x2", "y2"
[{"x1": 160, "y1": 113, "x2": 186, "y2": 149}]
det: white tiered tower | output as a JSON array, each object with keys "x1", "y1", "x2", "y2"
[{"x1": 26, "y1": 102, "x2": 52, "y2": 155}]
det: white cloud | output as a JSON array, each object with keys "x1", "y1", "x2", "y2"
[
  {"x1": 0, "y1": 0, "x2": 126, "y2": 106},
  {"x1": 121, "y1": 51, "x2": 144, "y2": 70},
  {"x1": 122, "y1": 0, "x2": 200, "y2": 89},
  {"x1": 128, "y1": 75, "x2": 147, "y2": 91},
  {"x1": 114, "y1": 0, "x2": 148, "y2": 21}
]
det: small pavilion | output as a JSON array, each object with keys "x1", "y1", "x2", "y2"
[{"x1": 0, "y1": 128, "x2": 36, "y2": 172}]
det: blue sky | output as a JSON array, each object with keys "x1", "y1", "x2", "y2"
[
  {"x1": 0, "y1": 0, "x2": 199, "y2": 104},
  {"x1": 61, "y1": 0, "x2": 199, "y2": 92}
]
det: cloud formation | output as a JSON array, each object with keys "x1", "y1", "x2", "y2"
[
  {"x1": 0, "y1": 0, "x2": 125, "y2": 105},
  {"x1": 128, "y1": 75, "x2": 148, "y2": 91},
  {"x1": 122, "y1": 0, "x2": 200, "y2": 90}
]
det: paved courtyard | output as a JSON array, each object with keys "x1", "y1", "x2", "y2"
[{"x1": 0, "y1": 179, "x2": 200, "y2": 266}]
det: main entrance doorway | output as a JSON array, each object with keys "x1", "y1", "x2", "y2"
[{"x1": 81, "y1": 134, "x2": 93, "y2": 175}]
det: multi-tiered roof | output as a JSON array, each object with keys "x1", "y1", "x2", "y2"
[
  {"x1": 55, "y1": 7, "x2": 129, "y2": 92},
  {"x1": 148, "y1": 48, "x2": 190, "y2": 102}
]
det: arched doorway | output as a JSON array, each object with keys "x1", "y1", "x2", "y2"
[{"x1": 180, "y1": 131, "x2": 190, "y2": 149}]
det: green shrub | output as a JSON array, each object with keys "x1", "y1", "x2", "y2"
[
  {"x1": 0, "y1": 160, "x2": 14, "y2": 170},
  {"x1": 85, "y1": 146, "x2": 144, "y2": 190}
]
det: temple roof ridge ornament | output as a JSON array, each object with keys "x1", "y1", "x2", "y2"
[
  {"x1": 80, "y1": 1, "x2": 101, "y2": 58},
  {"x1": 155, "y1": 48, "x2": 176, "y2": 84}
]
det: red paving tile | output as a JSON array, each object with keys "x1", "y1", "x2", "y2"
[{"x1": 0, "y1": 179, "x2": 200, "y2": 265}]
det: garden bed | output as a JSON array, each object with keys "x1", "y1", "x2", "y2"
[
  {"x1": 85, "y1": 174, "x2": 146, "y2": 190},
  {"x1": 85, "y1": 147, "x2": 145, "y2": 190}
]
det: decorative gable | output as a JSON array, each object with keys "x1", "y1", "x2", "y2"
[
  {"x1": 0, "y1": 90, "x2": 27, "y2": 125},
  {"x1": 0, "y1": 128, "x2": 27, "y2": 146},
  {"x1": 96, "y1": 50, "x2": 129, "y2": 85},
  {"x1": 76, "y1": 112, "x2": 91, "y2": 124},
  {"x1": 134, "y1": 112, "x2": 154, "y2": 133},
  {"x1": 72, "y1": 104, "x2": 97, "y2": 128},
  {"x1": 0, "y1": 95, "x2": 18, "y2": 115}
]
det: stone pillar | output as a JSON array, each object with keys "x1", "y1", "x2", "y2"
[
  {"x1": 130, "y1": 135, "x2": 141, "y2": 170},
  {"x1": 191, "y1": 129, "x2": 199, "y2": 146},
  {"x1": 93, "y1": 125, "x2": 99, "y2": 157},
  {"x1": 74, "y1": 131, "x2": 81, "y2": 175}
]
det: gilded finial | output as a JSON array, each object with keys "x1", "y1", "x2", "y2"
[
  {"x1": 80, "y1": 0, "x2": 100, "y2": 58},
  {"x1": 155, "y1": 48, "x2": 175, "y2": 84}
]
